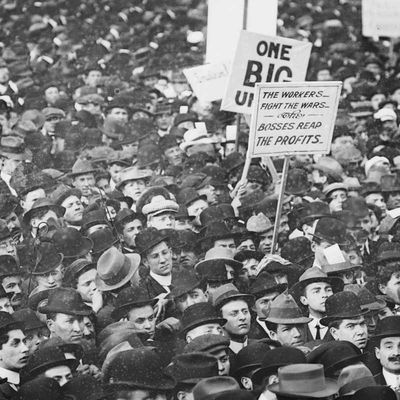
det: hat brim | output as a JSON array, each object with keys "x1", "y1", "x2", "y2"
[
  {"x1": 264, "y1": 316, "x2": 312, "y2": 324},
  {"x1": 111, "y1": 298, "x2": 158, "y2": 321},
  {"x1": 23, "y1": 204, "x2": 66, "y2": 225},
  {"x1": 106, "y1": 374, "x2": 176, "y2": 391},
  {"x1": 180, "y1": 138, "x2": 218, "y2": 152},
  {"x1": 371, "y1": 330, "x2": 400, "y2": 342},
  {"x1": 68, "y1": 169, "x2": 99, "y2": 179},
  {"x1": 195, "y1": 257, "x2": 243, "y2": 273},
  {"x1": 320, "y1": 309, "x2": 368, "y2": 326},
  {"x1": 290, "y1": 277, "x2": 344, "y2": 302},
  {"x1": 268, "y1": 378, "x2": 339, "y2": 398},
  {"x1": 181, "y1": 317, "x2": 227, "y2": 337},
  {"x1": 95, "y1": 253, "x2": 140, "y2": 292},
  {"x1": 251, "y1": 283, "x2": 288, "y2": 298},
  {"x1": 28, "y1": 358, "x2": 79, "y2": 378},
  {"x1": 116, "y1": 174, "x2": 152, "y2": 190},
  {"x1": 38, "y1": 303, "x2": 92, "y2": 316},
  {"x1": 215, "y1": 293, "x2": 255, "y2": 309},
  {"x1": 28, "y1": 289, "x2": 52, "y2": 311}
]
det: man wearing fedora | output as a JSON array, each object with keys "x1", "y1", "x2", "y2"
[
  {"x1": 290, "y1": 267, "x2": 344, "y2": 342},
  {"x1": 373, "y1": 316, "x2": 400, "y2": 394},
  {"x1": 0, "y1": 311, "x2": 29, "y2": 399},
  {"x1": 320, "y1": 291, "x2": 368, "y2": 350},
  {"x1": 69, "y1": 159, "x2": 99, "y2": 204},
  {"x1": 264, "y1": 292, "x2": 312, "y2": 348},
  {"x1": 0, "y1": 255, "x2": 23, "y2": 310},
  {"x1": 213, "y1": 283, "x2": 254, "y2": 353},
  {"x1": 197, "y1": 222, "x2": 238, "y2": 253},
  {"x1": 114, "y1": 209, "x2": 145, "y2": 253}
]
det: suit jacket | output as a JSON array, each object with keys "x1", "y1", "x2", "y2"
[
  {"x1": 305, "y1": 325, "x2": 332, "y2": 343},
  {"x1": 0, "y1": 382, "x2": 17, "y2": 400},
  {"x1": 248, "y1": 319, "x2": 271, "y2": 340},
  {"x1": 140, "y1": 275, "x2": 169, "y2": 299}
]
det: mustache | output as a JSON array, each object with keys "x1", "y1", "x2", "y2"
[{"x1": 388, "y1": 356, "x2": 400, "y2": 362}]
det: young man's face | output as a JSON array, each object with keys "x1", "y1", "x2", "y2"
[
  {"x1": 213, "y1": 238, "x2": 236, "y2": 251},
  {"x1": 300, "y1": 282, "x2": 333, "y2": 314},
  {"x1": 85, "y1": 70, "x2": 102, "y2": 87},
  {"x1": 330, "y1": 317, "x2": 368, "y2": 350},
  {"x1": 48, "y1": 313, "x2": 84, "y2": 343},
  {"x1": 0, "y1": 237, "x2": 17, "y2": 258},
  {"x1": 44, "y1": 87, "x2": 60, "y2": 105},
  {"x1": 72, "y1": 174, "x2": 96, "y2": 197},
  {"x1": 175, "y1": 288, "x2": 208, "y2": 313},
  {"x1": 156, "y1": 113, "x2": 173, "y2": 130},
  {"x1": 2, "y1": 275, "x2": 23, "y2": 308},
  {"x1": 271, "y1": 324, "x2": 305, "y2": 347},
  {"x1": 328, "y1": 190, "x2": 347, "y2": 212},
  {"x1": 107, "y1": 107, "x2": 129, "y2": 124},
  {"x1": 61, "y1": 195, "x2": 84, "y2": 224},
  {"x1": 35, "y1": 265, "x2": 64, "y2": 290},
  {"x1": 0, "y1": 296, "x2": 13, "y2": 314},
  {"x1": 45, "y1": 365, "x2": 73, "y2": 387},
  {"x1": 379, "y1": 271, "x2": 400, "y2": 304},
  {"x1": 147, "y1": 212, "x2": 176, "y2": 230},
  {"x1": 76, "y1": 268, "x2": 97, "y2": 303},
  {"x1": 213, "y1": 349, "x2": 230, "y2": 376},
  {"x1": 221, "y1": 299, "x2": 251, "y2": 337},
  {"x1": 164, "y1": 146, "x2": 183, "y2": 166},
  {"x1": 21, "y1": 188, "x2": 46, "y2": 212},
  {"x1": 122, "y1": 219, "x2": 143, "y2": 247},
  {"x1": 254, "y1": 292, "x2": 279, "y2": 318},
  {"x1": 4, "y1": 211, "x2": 21, "y2": 237},
  {"x1": 258, "y1": 231, "x2": 273, "y2": 254},
  {"x1": 375, "y1": 336, "x2": 400, "y2": 374},
  {"x1": 25, "y1": 328, "x2": 48, "y2": 356},
  {"x1": 127, "y1": 305, "x2": 156, "y2": 339},
  {"x1": 122, "y1": 179, "x2": 147, "y2": 202},
  {"x1": 186, "y1": 323, "x2": 224, "y2": 343},
  {"x1": 0, "y1": 329, "x2": 29, "y2": 370},
  {"x1": 237, "y1": 239, "x2": 256, "y2": 252},
  {"x1": 144, "y1": 241, "x2": 172, "y2": 276}
]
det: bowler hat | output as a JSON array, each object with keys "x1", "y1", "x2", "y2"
[
  {"x1": 198, "y1": 222, "x2": 239, "y2": 243},
  {"x1": 13, "y1": 308, "x2": 44, "y2": 332},
  {"x1": 357, "y1": 287, "x2": 386, "y2": 311},
  {"x1": 22, "y1": 198, "x2": 65, "y2": 225},
  {"x1": 306, "y1": 340, "x2": 364, "y2": 376},
  {"x1": 312, "y1": 217, "x2": 349, "y2": 246},
  {"x1": 68, "y1": 159, "x2": 98, "y2": 178},
  {"x1": 176, "y1": 187, "x2": 207, "y2": 207},
  {"x1": 192, "y1": 376, "x2": 240, "y2": 400},
  {"x1": 63, "y1": 375, "x2": 106, "y2": 400},
  {"x1": 221, "y1": 152, "x2": 245, "y2": 173},
  {"x1": 296, "y1": 201, "x2": 331, "y2": 226},
  {"x1": 375, "y1": 242, "x2": 400, "y2": 264},
  {"x1": 169, "y1": 270, "x2": 204, "y2": 299},
  {"x1": 290, "y1": 267, "x2": 344, "y2": 302},
  {"x1": 18, "y1": 377, "x2": 64, "y2": 400},
  {"x1": 342, "y1": 197, "x2": 369, "y2": 219},
  {"x1": 281, "y1": 237, "x2": 314, "y2": 268},
  {"x1": 30, "y1": 241, "x2": 63, "y2": 275},
  {"x1": 372, "y1": 315, "x2": 400, "y2": 341},
  {"x1": 265, "y1": 292, "x2": 312, "y2": 325},
  {"x1": 38, "y1": 287, "x2": 92, "y2": 316},
  {"x1": 337, "y1": 363, "x2": 376, "y2": 396},
  {"x1": 183, "y1": 334, "x2": 230, "y2": 355},
  {"x1": 0, "y1": 311, "x2": 23, "y2": 334},
  {"x1": 65, "y1": 259, "x2": 96, "y2": 285},
  {"x1": 37, "y1": 337, "x2": 83, "y2": 361},
  {"x1": 0, "y1": 255, "x2": 20, "y2": 277},
  {"x1": 212, "y1": 283, "x2": 254, "y2": 309},
  {"x1": 135, "y1": 227, "x2": 169, "y2": 255},
  {"x1": 268, "y1": 364, "x2": 339, "y2": 398},
  {"x1": 285, "y1": 168, "x2": 310, "y2": 196},
  {"x1": 50, "y1": 184, "x2": 81, "y2": 206},
  {"x1": 96, "y1": 247, "x2": 140, "y2": 292},
  {"x1": 195, "y1": 247, "x2": 242, "y2": 275},
  {"x1": 23, "y1": 345, "x2": 79, "y2": 381},
  {"x1": 167, "y1": 352, "x2": 219, "y2": 384},
  {"x1": 214, "y1": 390, "x2": 255, "y2": 400},
  {"x1": 52, "y1": 227, "x2": 93, "y2": 259},
  {"x1": 249, "y1": 272, "x2": 287, "y2": 299},
  {"x1": 115, "y1": 209, "x2": 145, "y2": 233},
  {"x1": 104, "y1": 348, "x2": 176, "y2": 390},
  {"x1": 28, "y1": 287, "x2": 51, "y2": 312},
  {"x1": 251, "y1": 347, "x2": 306, "y2": 384},
  {"x1": 111, "y1": 286, "x2": 157, "y2": 321},
  {"x1": 89, "y1": 228, "x2": 119, "y2": 255},
  {"x1": 320, "y1": 291, "x2": 367, "y2": 326},
  {"x1": 81, "y1": 209, "x2": 109, "y2": 233},
  {"x1": 195, "y1": 260, "x2": 232, "y2": 283},
  {"x1": 233, "y1": 341, "x2": 272, "y2": 377},
  {"x1": 351, "y1": 386, "x2": 397, "y2": 400},
  {"x1": 180, "y1": 303, "x2": 226, "y2": 337}
]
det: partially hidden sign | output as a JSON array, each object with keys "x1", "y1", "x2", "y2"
[
  {"x1": 221, "y1": 31, "x2": 312, "y2": 115},
  {"x1": 362, "y1": 0, "x2": 400, "y2": 38},
  {"x1": 248, "y1": 81, "x2": 342, "y2": 157}
]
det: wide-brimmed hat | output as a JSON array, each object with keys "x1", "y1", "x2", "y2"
[
  {"x1": 13, "y1": 308, "x2": 45, "y2": 331},
  {"x1": 0, "y1": 311, "x2": 23, "y2": 335},
  {"x1": 195, "y1": 247, "x2": 242, "y2": 275},
  {"x1": 38, "y1": 288, "x2": 92, "y2": 316},
  {"x1": 115, "y1": 166, "x2": 153, "y2": 190},
  {"x1": 89, "y1": 227, "x2": 119, "y2": 256},
  {"x1": 169, "y1": 270, "x2": 204, "y2": 300},
  {"x1": 22, "y1": 198, "x2": 65, "y2": 225},
  {"x1": 296, "y1": 201, "x2": 331, "y2": 227},
  {"x1": 192, "y1": 376, "x2": 240, "y2": 400},
  {"x1": 198, "y1": 221, "x2": 239, "y2": 243},
  {"x1": 30, "y1": 241, "x2": 64, "y2": 275},
  {"x1": 104, "y1": 348, "x2": 176, "y2": 390},
  {"x1": 167, "y1": 352, "x2": 219, "y2": 385},
  {"x1": 111, "y1": 286, "x2": 157, "y2": 321},
  {"x1": 68, "y1": 159, "x2": 98, "y2": 179},
  {"x1": 290, "y1": 267, "x2": 344, "y2": 302},
  {"x1": 142, "y1": 195, "x2": 179, "y2": 217},
  {"x1": 52, "y1": 227, "x2": 93, "y2": 259},
  {"x1": 176, "y1": 187, "x2": 207, "y2": 207},
  {"x1": 183, "y1": 334, "x2": 230, "y2": 355},
  {"x1": 306, "y1": 340, "x2": 365, "y2": 376},
  {"x1": 95, "y1": 247, "x2": 140, "y2": 292},
  {"x1": 249, "y1": 272, "x2": 287, "y2": 299},
  {"x1": 233, "y1": 341, "x2": 272, "y2": 377},
  {"x1": 179, "y1": 128, "x2": 219, "y2": 152},
  {"x1": 23, "y1": 345, "x2": 79, "y2": 381},
  {"x1": 337, "y1": 363, "x2": 376, "y2": 397},
  {"x1": 268, "y1": 364, "x2": 339, "y2": 399},
  {"x1": 0, "y1": 135, "x2": 30, "y2": 161},
  {"x1": 180, "y1": 302, "x2": 226, "y2": 337},
  {"x1": 375, "y1": 242, "x2": 400, "y2": 264},
  {"x1": 372, "y1": 315, "x2": 400, "y2": 342},
  {"x1": 81, "y1": 209, "x2": 109, "y2": 233},
  {"x1": 264, "y1": 292, "x2": 312, "y2": 325},
  {"x1": 312, "y1": 217, "x2": 349, "y2": 246},
  {"x1": 212, "y1": 283, "x2": 254, "y2": 309},
  {"x1": 320, "y1": 291, "x2": 367, "y2": 326},
  {"x1": 50, "y1": 184, "x2": 82, "y2": 206},
  {"x1": 135, "y1": 227, "x2": 170, "y2": 255}
]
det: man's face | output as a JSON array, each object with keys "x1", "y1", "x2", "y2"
[
  {"x1": 300, "y1": 282, "x2": 333, "y2": 314},
  {"x1": 43, "y1": 116, "x2": 62, "y2": 134},
  {"x1": 35, "y1": 265, "x2": 64, "y2": 290},
  {"x1": 122, "y1": 180, "x2": 147, "y2": 202},
  {"x1": 213, "y1": 349, "x2": 230, "y2": 376},
  {"x1": 113, "y1": 389, "x2": 167, "y2": 400},
  {"x1": 148, "y1": 212, "x2": 176, "y2": 230},
  {"x1": 144, "y1": 241, "x2": 172, "y2": 276},
  {"x1": 0, "y1": 297, "x2": 13, "y2": 314},
  {"x1": 271, "y1": 324, "x2": 305, "y2": 347},
  {"x1": 330, "y1": 317, "x2": 368, "y2": 349},
  {"x1": 127, "y1": 305, "x2": 156, "y2": 338},
  {"x1": 48, "y1": 313, "x2": 84, "y2": 343},
  {"x1": 45, "y1": 365, "x2": 73, "y2": 387},
  {"x1": 21, "y1": 188, "x2": 46, "y2": 212},
  {"x1": 85, "y1": 70, "x2": 102, "y2": 87},
  {"x1": 164, "y1": 146, "x2": 183, "y2": 166},
  {"x1": 0, "y1": 237, "x2": 17, "y2": 258},
  {"x1": 328, "y1": 190, "x2": 347, "y2": 212},
  {"x1": 379, "y1": 271, "x2": 400, "y2": 304},
  {"x1": 186, "y1": 323, "x2": 224, "y2": 342},
  {"x1": 76, "y1": 268, "x2": 97, "y2": 303},
  {"x1": 107, "y1": 108, "x2": 129, "y2": 124},
  {"x1": 155, "y1": 113, "x2": 173, "y2": 130},
  {"x1": 0, "y1": 67, "x2": 9, "y2": 84},
  {"x1": 72, "y1": 174, "x2": 96, "y2": 197},
  {"x1": 254, "y1": 292, "x2": 279, "y2": 318},
  {"x1": 175, "y1": 288, "x2": 208, "y2": 313},
  {"x1": 175, "y1": 218, "x2": 193, "y2": 231},
  {"x1": 213, "y1": 238, "x2": 236, "y2": 251},
  {"x1": 25, "y1": 328, "x2": 48, "y2": 356},
  {"x1": 375, "y1": 337, "x2": 400, "y2": 374},
  {"x1": 2, "y1": 275, "x2": 23, "y2": 308},
  {"x1": 387, "y1": 192, "x2": 400, "y2": 210},
  {"x1": 82, "y1": 102, "x2": 101, "y2": 116},
  {"x1": 237, "y1": 239, "x2": 256, "y2": 252},
  {"x1": 4, "y1": 212, "x2": 21, "y2": 237},
  {"x1": 365, "y1": 193, "x2": 386, "y2": 216},
  {"x1": 179, "y1": 249, "x2": 197, "y2": 269},
  {"x1": 240, "y1": 258, "x2": 259, "y2": 281},
  {"x1": 197, "y1": 185, "x2": 218, "y2": 206},
  {"x1": 108, "y1": 163, "x2": 125, "y2": 182},
  {"x1": 122, "y1": 219, "x2": 143, "y2": 247},
  {"x1": 0, "y1": 329, "x2": 28, "y2": 371},
  {"x1": 44, "y1": 87, "x2": 60, "y2": 105},
  {"x1": 258, "y1": 231, "x2": 274, "y2": 254},
  {"x1": 61, "y1": 195, "x2": 84, "y2": 223},
  {"x1": 221, "y1": 299, "x2": 251, "y2": 337}
]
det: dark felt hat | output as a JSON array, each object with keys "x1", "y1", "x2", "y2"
[
  {"x1": 221, "y1": 152, "x2": 245, "y2": 173},
  {"x1": 198, "y1": 221, "x2": 239, "y2": 243},
  {"x1": 351, "y1": 386, "x2": 397, "y2": 400},
  {"x1": 30, "y1": 241, "x2": 63, "y2": 275},
  {"x1": 296, "y1": 201, "x2": 331, "y2": 226},
  {"x1": 0, "y1": 255, "x2": 20, "y2": 277},
  {"x1": 180, "y1": 303, "x2": 226, "y2": 337},
  {"x1": 249, "y1": 272, "x2": 287, "y2": 299},
  {"x1": 22, "y1": 198, "x2": 65, "y2": 225},
  {"x1": 192, "y1": 376, "x2": 240, "y2": 400},
  {"x1": 214, "y1": 390, "x2": 256, "y2": 400},
  {"x1": 50, "y1": 184, "x2": 81, "y2": 206},
  {"x1": 167, "y1": 352, "x2": 219, "y2": 385},
  {"x1": 169, "y1": 270, "x2": 204, "y2": 299},
  {"x1": 372, "y1": 315, "x2": 400, "y2": 341},
  {"x1": 281, "y1": 237, "x2": 314, "y2": 268},
  {"x1": 212, "y1": 283, "x2": 255, "y2": 309},
  {"x1": 68, "y1": 159, "x2": 98, "y2": 178},
  {"x1": 195, "y1": 260, "x2": 232, "y2": 283},
  {"x1": 135, "y1": 227, "x2": 169, "y2": 255},
  {"x1": 81, "y1": 209, "x2": 109, "y2": 233},
  {"x1": 375, "y1": 242, "x2": 400, "y2": 264},
  {"x1": 313, "y1": 217, "x2": 349, "y2": 246},
  {"x1": 52, "y1": 227, "x2": 93, "y2": 259},
  {"x1": 18, "y1": 377, "x2": 64, "y2": 400},
  {"x1": 306, "y1": 340, "x2": 364, "y2": 376},
  {"x1": 176, "y1": 187, "x2": 207, "y2": 207},
  {"x1": 0, "y1": 311, "x2": 23, "y2": 334},
  {"x1": 233, "y1": 341, "x2": 272, "y2": 376},
  {"x1": 38, "y1": 287, "x2": 92, "y2": 316},
  {"x1": 114, "y1": 209, "x2": 145, "y2": 233},
  {"x1": 89, "y1": 227, "x2": 119, "y2": 255},
  {"x1": 28, "y1": 287, "x2": 51, "y2": 312},
  {"x1": 23, "y1": 345, "x2": 79, "y2": 381},
  {"x1": 183, "y1": 334, "x2": 230, "y2": 355},
  {"x1": 104, "y1": 348, "x2": 176, "y2": 390},
  {"x1": 13, "y1": 308, "x2": 45, "y2": 331},
  {"x1": 63, "y1": 374, "x2": 106, "y2": 400},
  {"x1": 111, "y1": 286, "x2": 157, "y2": 321},
  {"x1": 285, "y1": 168, "x2": 311, "y2": 196},
  {"x1": 0, "y1": 219, "x2": 12, "y2": 241},
  {"x1": 195, "y1": 247, "x2": 243, "y2": 275},
  {"x1": 320, "y1": 291, "x2": 367, "y2": 326},
  {"x1": 37, "y1": 337, "x2": 84, "y2": 363}
]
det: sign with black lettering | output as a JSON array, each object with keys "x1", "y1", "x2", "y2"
[
  {"x1": 248, "y1": 81, "x2": 342, "y2": 156},
  {"x1": 221, "y1": 31, "x2": 312, "y2": 114}
]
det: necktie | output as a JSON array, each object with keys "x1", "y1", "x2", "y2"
[{"x1": 315, "y1": 324, "x2": 321, "y2": 340}]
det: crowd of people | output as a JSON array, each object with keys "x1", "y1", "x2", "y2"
[{"x1": 0, "y1": 0, "x2": 400, "y2": 399}]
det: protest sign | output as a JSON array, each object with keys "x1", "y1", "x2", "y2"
[
  {"x1": 362, "y1": 0, "x2": 400, "y2": 37},
  {"x1": 183, "y1": 63, "x2": 229, "y2": 103},
  {"x1": 206, "y1": 0, "x2": 277, "y2": 63},
  {"x1": 221, "y1": 31, "x2": 312, "y2": 115},
  {"x1": 247, "y1": 81, "x2": 342, "y2": 157}
]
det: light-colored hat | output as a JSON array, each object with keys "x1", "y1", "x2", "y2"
[
  {"x1": 322, "y1": 182, "x2": 348, "y2": 197},
  {"x1": 116, "y1": 167, "x2": 153, "y2": 189},
  {"x1": 142, "y1": 195, "x2": 179, "y2": 216},
  {"x1": 365, "y1": 156, "x2": 390, "y2": 176},
  {"x1": 374, "y1": 107, "x2": 397, "y2": 122},
  {"x1": 179, "y1": 128, "x2": 219, "y2": 152},
  {"x1": 246, "y1": 212, "x2": 273, "y2": 233}
]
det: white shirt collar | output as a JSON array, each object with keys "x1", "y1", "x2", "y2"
[
  {"x1": 0, "y1": 367, "x2": 20, "y2": 385},
  {"x1": 149, "y1": 271, "x2": 171, "y2": 290},
  {"x1": 383, "y1": 368, "x2": 400, "y2": 388},
  {"x1": 229, "y1": 338, "x2": 248, "y2": 354}
]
